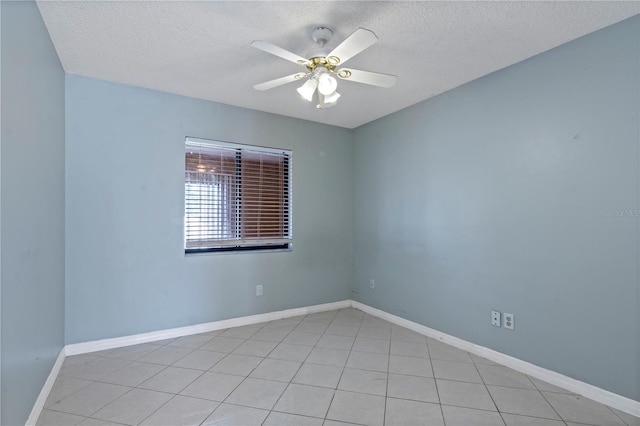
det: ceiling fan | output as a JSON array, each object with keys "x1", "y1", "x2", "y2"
[{"x1": 252, "y1": 27, "x2": 397, "y2": 109}]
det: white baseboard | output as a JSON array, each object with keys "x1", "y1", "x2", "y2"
[
  {"x1": 65, "y1": 300, "x2": 351, "y2": 356},
  {"x1": 25, "y1": 348, "x2": 66, "y2": 426},
  {"x1": 351, "y1": 300, "x2": 640, "y2": 418}
]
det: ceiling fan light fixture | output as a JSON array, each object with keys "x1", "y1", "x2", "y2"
[
  {"x1": 297, "y1": 78, "x2": 318, "y2": 102},
  {"x1": 317, "y1": 73, "x2": 338, "y2": 96},
  {"x1": 252, "y1": 27, "x2": 397, "y2": 110}
]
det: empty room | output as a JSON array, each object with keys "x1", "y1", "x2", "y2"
[{"x1": 1, "y1": 1, "x2": 639, "y2": 425}]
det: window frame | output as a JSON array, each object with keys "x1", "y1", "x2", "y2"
[{"x1": 184, "y1": 137, "x2": 292, "y2": 254}]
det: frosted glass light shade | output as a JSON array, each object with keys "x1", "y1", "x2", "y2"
[
  {"x1": 297, "y1": 79, "x2": 318, "y2": 102},
  {"x1": 317, "y1": 73, "x2": 338, "y2": 96},
  {"x1": 316, "y1": 91, "x2": 340, "y2": 108},
  {"x1": 324, "y1": 91, "x2": 340, "y2": 104}
]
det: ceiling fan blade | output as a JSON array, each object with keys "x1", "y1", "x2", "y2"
[
  {"x1": 254, "y1": 73, "x2": 306, "y2": 91},
  {"x1": 336, "y1": 68, "x2": 397, "y2": 88},
  {"x1": 327, "y1": 28, "x2": 378, "y2": 66},
  {"x1": 251, "y1": 40, "x2": 310, "y2": 66}
]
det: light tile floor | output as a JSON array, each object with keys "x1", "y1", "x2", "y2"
[{"x1": 38, "y1": 308, "x2": 639, "y2": 426}]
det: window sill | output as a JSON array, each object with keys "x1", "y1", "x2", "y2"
[{"x1": 185, "y1": 244, "x2": 292, "y2": 256}]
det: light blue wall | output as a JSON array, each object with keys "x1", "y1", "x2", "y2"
[
  {"x1": 0, "y1": 2, "x2": 66, "y2": 425},
  {"x1": 2, "y1": 6, "x2": 637, "y2": 420},
  {"x1": 65, "y1": 75, "x2": 353, "y2": 344},
  {"x1": 353, "y1": 16, "x2": 640, "y2": 400}
]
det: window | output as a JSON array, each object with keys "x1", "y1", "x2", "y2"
[{"x1": 184, "y1": 137, "x2": 292, "y2": 253}]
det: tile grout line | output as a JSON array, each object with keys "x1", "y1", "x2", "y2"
[
  {"x1": 424, "y1": 336, "x2": 446, "y2": 426},
  {"x1": 319, "y1": 309, "x2": 364, "y2": 424},
  {"x1": 197, "y1": 322, "x2": 280, "y2": 425},
  {"x1": 382, "y1": 316, "x2": 391, "y2": 426},
  {"x1": 314, "y1": 316, "x2": 342, "y2": 426},
  {"x1": 131, "y1": 364, "x2": 208, "y2": 425},
  {"x1": 90, "y1": 329, "x2": 235, "y2": 425},
  {"x1": 466, "y1": 347, "x2": 506, "y2": 426},
  {"x1": 609, "y1": 409, "x2": 634, "y2": 426},
  {"x1": 259, "y1": 315, "x2": 323, "y2": 424},
  {"x1": 48, "y1": 356, "x2": 144, "y2": 422},
  {"x1": 326, "y1": 309, "x2": 363, "y2": 424},
  {"x1": 197, "y1": 310, "x2": 345, "y2": 424},
  {"x1": 469, "y1": 354, "x2": 569, "y2": 425},
  {"x1": 537, "y1": 388, "x2": 574, "y2": 426},
  {"x1": 213, "y1": 320, "x2": 295, "y2": 422},
  {"x1": 131, "y1": 323, "x2": 266, "y2": 425}
]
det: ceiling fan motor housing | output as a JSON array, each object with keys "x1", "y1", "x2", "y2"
[
  {"x1": 311, "y1": 27, "x2": 333, "y2": 46},
  {"x1": 307, "y1": 27, "x2": 334, "y2": 60}
]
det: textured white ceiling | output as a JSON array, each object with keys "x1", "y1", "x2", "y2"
[{"x1": 37, "y1": 1, "x2": 639, "y2": 129}]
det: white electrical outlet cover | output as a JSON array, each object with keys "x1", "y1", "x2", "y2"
[{"x1": 504, "y1": 313, "x2": 514, "y2": 330}]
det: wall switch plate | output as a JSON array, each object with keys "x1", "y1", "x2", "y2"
[
  {"x1": 491, "y1": 311, "x2": 501, "y2": 327},
  {"x1": 256, "y1": 285, "x2": 263, "y2": 296},
  {"x1": 369, "y1": 279, "x2": 375, "y2": 289},
  {"x1": 504, "y1": 313, "x2": 514, "y2": 330}
]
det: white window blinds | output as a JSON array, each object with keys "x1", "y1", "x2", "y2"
[{"x1": 184, "y1": 138, "x2": 292, "y2": 252}]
